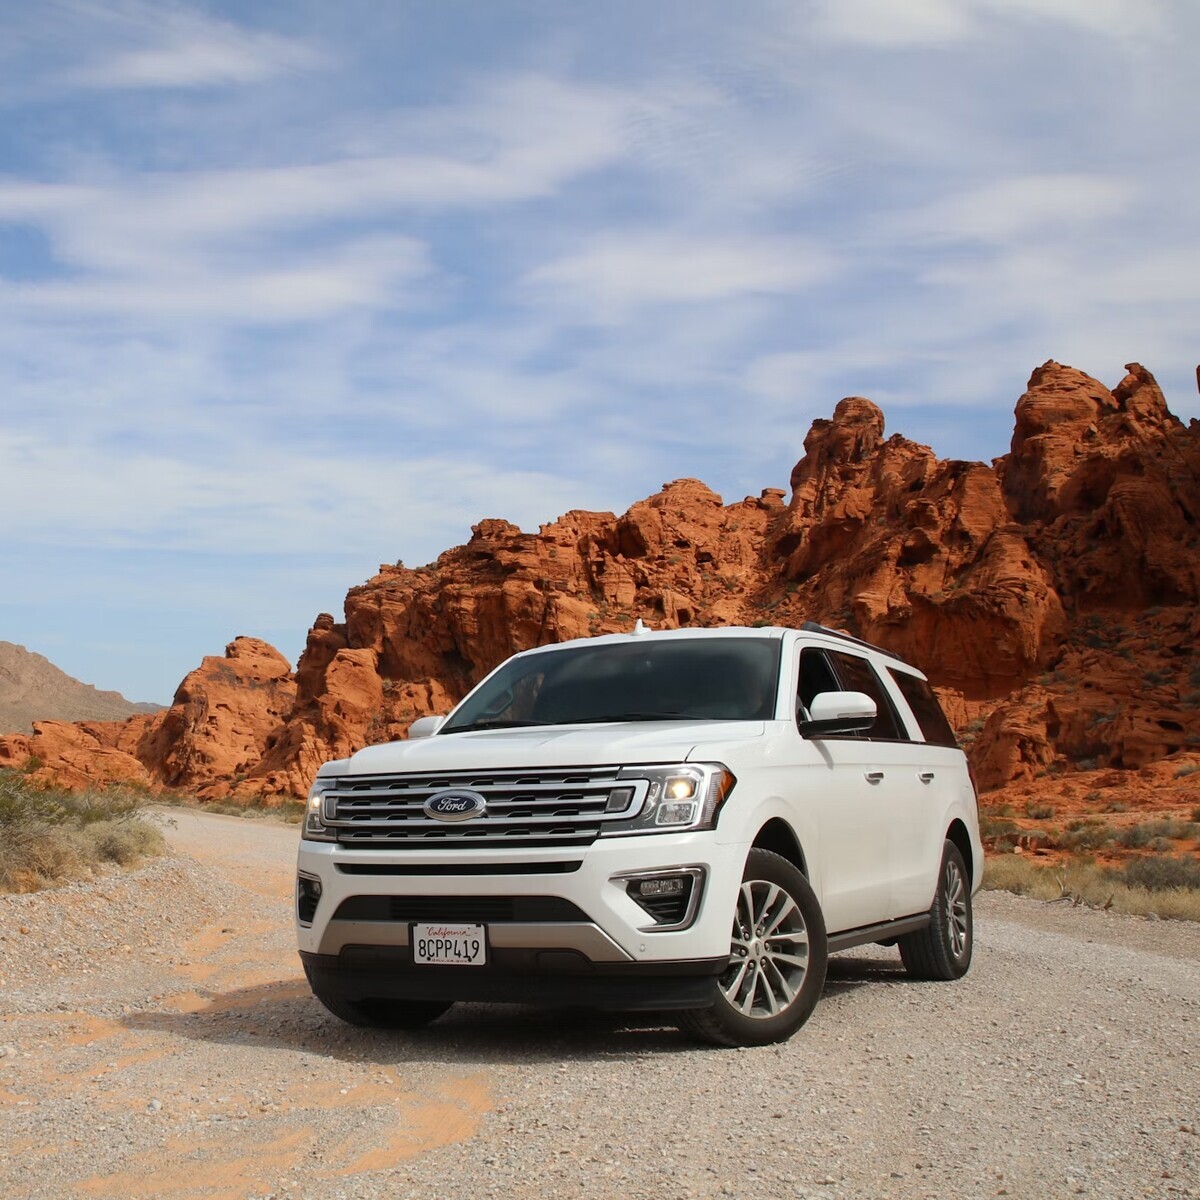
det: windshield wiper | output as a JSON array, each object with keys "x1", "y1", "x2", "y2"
[
  {"x1": 563, "y1": 712, "x2": 693, "y2": 724},
  {"x1": 442, "y1": 719, "x2": 553, "y2": 734}
]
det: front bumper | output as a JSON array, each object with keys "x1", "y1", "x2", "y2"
[
  {"x1": 295, "y1": 830, "x2": 744, "y2": 1007},
  {"x1": 300, "y1": 948, "x2": 726, "y2": 1010}
]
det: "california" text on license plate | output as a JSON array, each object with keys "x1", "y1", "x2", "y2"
[{"x1": 412, "y1": 923, "x2": 486, "y2": 966}]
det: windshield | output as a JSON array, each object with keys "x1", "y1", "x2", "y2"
[{"x1": 441, "y1": 636, "x2": 781, "y2": 733}]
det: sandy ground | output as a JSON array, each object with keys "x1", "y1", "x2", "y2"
[{"x1": 0, "y1": 809, "x2": 1197, "y2": 1200}]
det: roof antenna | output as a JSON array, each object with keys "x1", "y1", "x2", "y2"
[{"x1": 632, "y1": 618, "x2": 650, "y2": 636}]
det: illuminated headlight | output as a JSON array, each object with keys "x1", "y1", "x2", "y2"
[
  {"x1": 302, "y1": 775, "x2": 338, "y2": 842},
  {"x1": 601, "y1": 764, "x2": 735, "y2": 836}
]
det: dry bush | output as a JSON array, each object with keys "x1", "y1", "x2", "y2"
[
  {"x1": 0, "y1": 770, "x2": 166, "y2": 893},
  {"x1": 983, "y1": 853, "x2": 1200, "y2": 921},
  {"x1": 1119, "y1": 819, "x2": 1200, "y2": 848}
]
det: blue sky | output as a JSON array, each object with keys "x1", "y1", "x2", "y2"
[{"x1": 2, "y1": 0, "x2": 1198, "y2": 704}]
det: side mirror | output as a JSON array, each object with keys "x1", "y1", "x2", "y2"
[
  {"x1": 407, "y1": 715, "x2": 445, "y2": 740},
  {"x1": 797, "y1": 691, "x2": 876, "y2": 737}
]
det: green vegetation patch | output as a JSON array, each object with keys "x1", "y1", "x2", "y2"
[{"x1": 0, "y1": 770, "x2": 166, "y2": 893}]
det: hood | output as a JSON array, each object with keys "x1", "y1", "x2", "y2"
[{"x1": 343, "y1": 720, "x2": 767, "y2": 775}]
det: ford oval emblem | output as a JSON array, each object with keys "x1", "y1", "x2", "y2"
[{"x1": 423, "y1": 789, "x2": 488, "y2": 822}]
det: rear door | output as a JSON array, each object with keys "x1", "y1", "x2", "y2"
[
  {"x1": 806, "y1": 648, "x2": 941, "y2": 925},
  {"x1": 794, "y1": 646, "x2": 895, "y2": 932},
  {"x1": 883, "y1": 667, "x2": 967, "y2": 913}
]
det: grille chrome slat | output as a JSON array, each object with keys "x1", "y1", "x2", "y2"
[{"x1": 327, "y1": 767, "x2": 645, "y2": 848}]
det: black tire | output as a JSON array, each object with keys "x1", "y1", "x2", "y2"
[
  {"x1": 899, "y1": 840, "x2": 973, "y2": 981},
  {"x1": 304, "y1": 966, "x2": 452, "y2": 1030},
  {"x1": 678, "y1": 849, "x2": 827, "y2": 1047}
]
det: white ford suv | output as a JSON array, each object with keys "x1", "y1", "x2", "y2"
[{"x1": 296, "y1": 622, "x2": 982, "y2": 1046}]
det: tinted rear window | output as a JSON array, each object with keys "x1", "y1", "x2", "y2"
[{"x1": 887, "y1": 669, "x2": 959, "y2": 747}]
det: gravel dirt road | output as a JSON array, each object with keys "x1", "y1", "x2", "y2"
[{"x1": 1, "y1": 809, "x2": 1198, "y2": 1200}]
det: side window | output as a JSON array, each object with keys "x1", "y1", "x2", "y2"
[
  {"x1": 827, "y1": 651, "x2": 907, "y2": 741},
  {"x1": 887, "y1": 669, "x2": 959, "y2": 747},
  {"x1": 797, "y1": 648, "x2": 840, "y2": 721}
]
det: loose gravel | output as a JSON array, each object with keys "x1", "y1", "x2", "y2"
[{"x1": 1, "y1": 812, "x2": 1197, "y2": 1200}]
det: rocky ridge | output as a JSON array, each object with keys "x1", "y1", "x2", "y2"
[
  {"x1": 3, "y1": 362, "x2": 1199, "y2": 832},
  {"x1": 0, "y1": 642, "x2": 160, "y2": 736}
]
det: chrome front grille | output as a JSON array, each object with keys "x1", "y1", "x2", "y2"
[{"x1": 323, "y1": 767, "x2": 645, "y2": 849}]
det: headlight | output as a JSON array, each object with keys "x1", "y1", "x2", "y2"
[
  {"x1": 600, "y1": 763, "x2": 735, "y2": 836},
  {"x1": 302, "y1": 775, "x2": 338, "y2": 842}
]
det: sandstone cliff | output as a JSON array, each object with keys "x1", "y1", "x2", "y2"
[{"x1": 3, "y1": 361, "x2": 1198, "y2": 814}]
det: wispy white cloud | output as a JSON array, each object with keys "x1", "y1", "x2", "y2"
[
  {"x1": 804, "y1": 0, "x2": 1166, "y2": 47},
  {"x1": 0, "y1": 423, "x2": 589, "y2": 561},
  {"x1": 979, "y1": 0, "x2": 1167, "y2": 40},
  {"x1": 0, "y1": 84, "x2": 632, "y2": 245},
  {"x1": 810, "y1": 0, "x2": 972, "y2": 47},
  {"x1": 0, "y1": 73, "x2": 644, "y2": 329},
  {"x1": 524, "y1": 233, "x2": 840, "y2": 323},
  {"x1": 897, "y1": 173, "x2": 1137, "y2": 243},
  {"x1": 2, "y1": 234, "x2": 431, "y2": 322},
  {"x1": 60, "y1": 1, "x2": 327, "y2": 90}
]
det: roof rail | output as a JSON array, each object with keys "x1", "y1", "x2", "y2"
[{"x1": 799, "y1": 620, "x2": 904, "y2": 661}]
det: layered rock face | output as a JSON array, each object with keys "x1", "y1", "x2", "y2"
[{"x1": 5, "y1": 361, "x2": 1198, "y2": 804}]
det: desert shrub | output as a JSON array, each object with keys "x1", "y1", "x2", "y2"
[
  {"x1": 1119, "y1": 824, "x2": 1153, "y2": 849},
  {"x1": 1059, "y1": 823, "x2": 1115, "y2": 851},
  {"x1": 1106, "y1": 856, "x2": 1200, "y2": 892},
  {"x1": 88, "y1": 820, "x2": 164, "y2": 865},
  {"x1": 980, "y1": 815, "x2": 1018, "y2": 838},
  {"x1": 1025, "y1": 803, "x2": 1056, "y2": 820},
  {"x1": 0, "y1": 770, "x2": 166, "y2": 893},
  {"x1": 985, "y1": 855, "x2": 1200, "y2": 919},
  {"x1": 1151, "y1": 819, "x2": 1193, "y2": 839},
  {"x1": 1116, "y1": 820, "x2": 1195, "y2": 849}
]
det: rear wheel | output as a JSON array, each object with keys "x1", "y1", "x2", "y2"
[
  {"x1": 678, "y1": 849, "x2": 827, "y2": 1047},
  {"x1": 304, "y1": 966, "x2": 452, "y2": 1030},
  {"x1": 899, "y1": 840, "x2": 973, "y2": 980}
]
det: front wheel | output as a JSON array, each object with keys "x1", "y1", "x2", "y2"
[
  {"x1": 899, "y1": 840, "x2": 973, "y2": 980},
  {"x1": 678, "y1": 849, "x2": 827, "y2": 1047}
]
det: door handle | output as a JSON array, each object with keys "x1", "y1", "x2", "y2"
[
  {"x1": 865, "y1": 771, "x2": 884, "y2": 784},
  {"x1": 918, "y1": 771, "x2": 935, "y2": 784}
]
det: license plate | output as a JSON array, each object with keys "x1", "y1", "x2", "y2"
[{"x1": 412, "y1": 923, "x2": 487, "y2": 966}]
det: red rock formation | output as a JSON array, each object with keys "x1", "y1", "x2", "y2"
[
  {"x1": 765, "y1": 396, "x2": 1065, "y2": 697},
  {"x1": 134, "y1": 637, "x2": 296, "y2": 796},
  {"x1": 4, "y1": 360, "x2": 1198, "y2": 816},
  {"x1": 0, "y1": 717, "x2": 156, "y2": 791}
]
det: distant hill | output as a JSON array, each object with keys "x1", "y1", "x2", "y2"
[{"x1": 0, "y1": 642, "x2": 162, "y2": 734}]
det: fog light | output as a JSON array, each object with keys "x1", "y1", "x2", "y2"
[
  {"x1": 620, "y1": 867, "x2": 705, "y2": 929},
  {"x1": 639, "y1": 877, "x2": 684, "y2": 897},
  {"x1": 297, "y1": 874, "x2": 322, "y2": 925}
]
